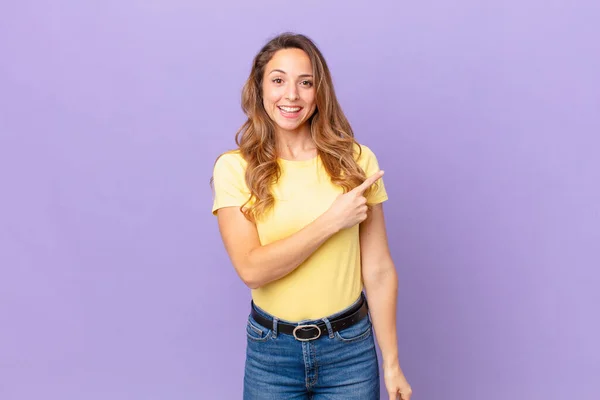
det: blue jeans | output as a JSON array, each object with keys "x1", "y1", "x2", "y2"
[{"x1": 244, "y1": 294, "x2": 380, "y2": 399}]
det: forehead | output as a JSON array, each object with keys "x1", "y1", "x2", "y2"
[{"x1": 266, "y1": 48, "x2": 313, "y2": 75}]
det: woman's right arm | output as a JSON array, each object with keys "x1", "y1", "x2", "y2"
[{"x1": 216, "y1": 171, "x2": 384, "y2": 289}]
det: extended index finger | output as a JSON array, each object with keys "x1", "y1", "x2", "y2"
[{"x1": 354, "y1": 170, "x2": 384, "y2": 194}]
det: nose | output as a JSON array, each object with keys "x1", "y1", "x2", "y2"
[{"x1": 286, "y1": 86, "x2": 298, "y2": 101}]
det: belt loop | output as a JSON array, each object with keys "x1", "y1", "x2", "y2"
[
  {"x1": 321, "y1": 317, "x2": 334, "y2": 338},
  {"x1": 272, "y1": 317, "x2": 278, "y2": 338}
]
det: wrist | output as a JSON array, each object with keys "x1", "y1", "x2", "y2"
[
  {"x1": 319, "y1": 210, "x2": 341, "y2": 234},
  {"x1": 382, "y1": 355, "x2": 400, "y2": 370}
]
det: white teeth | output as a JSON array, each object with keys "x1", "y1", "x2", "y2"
[{"x1": 279, "y1": 106, "x2": 301, "y2": 113}]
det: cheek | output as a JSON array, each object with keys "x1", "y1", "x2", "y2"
[
  {"x1": 306, "y1": 98, "x2": 317, "y2": 113},
  {"x1": 262, "y1": 86, "x2": 282, "y2": 105},
  {"x1": 262, "y1": 96, "x2": 271, "y2": 110},
  {"x1": 262, "y1": 95, "x2": 275, "y2": 114}
]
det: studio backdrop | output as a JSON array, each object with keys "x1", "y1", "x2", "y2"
[{"x1": 1, "y1": 1, "x2": 598, "y2": 399}]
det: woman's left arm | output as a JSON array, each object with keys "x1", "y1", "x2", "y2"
[{"x1": 360, "y1": 203, "x2": 412, "y2": 400}]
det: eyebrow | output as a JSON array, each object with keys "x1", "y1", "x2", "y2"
[{"x1": 269, "y1": 69, "x2": 313, "y2": 78}]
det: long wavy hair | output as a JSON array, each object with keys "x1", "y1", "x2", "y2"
[{"x1": 213, "y1": 32, "x2": 375, "y2": 222}]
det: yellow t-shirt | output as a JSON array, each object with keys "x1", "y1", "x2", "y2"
[{"x1": 211, "y1": 144, "x2": 388, "y2": 321}]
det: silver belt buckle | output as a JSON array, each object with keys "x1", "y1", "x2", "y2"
[{"x1": 292, "y1": 324, "x2": 321, "y2": 341}]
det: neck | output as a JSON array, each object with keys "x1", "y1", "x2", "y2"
[{"x1": 275, "y1": 125, "x2": 316, "y2": 160}]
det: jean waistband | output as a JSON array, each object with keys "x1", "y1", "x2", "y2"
[{"x1": 251, "y1": 292, "x2": 366, "y2": 325}]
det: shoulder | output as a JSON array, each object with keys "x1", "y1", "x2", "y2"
[
  {"x1": 212, "y1": 150, "x2": 249, "y2": 186},
  {"x1": 352, "y1": 142, "x2": 379, "y2": 166},
  {"x1": 213, "y1": 149, "x2": 247, "y2": 172}
]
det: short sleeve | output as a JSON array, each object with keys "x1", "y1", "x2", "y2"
[
  {"x1": 356, "y1": 144, "x2": 388, "y2": 205},
  {"x1": 211, "y1": 152, "x2": 251, "y2": 215}
]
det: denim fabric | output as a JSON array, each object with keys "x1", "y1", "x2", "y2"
[{"x1": 243, "y1": 295, "x2": 380, "y2": 399}]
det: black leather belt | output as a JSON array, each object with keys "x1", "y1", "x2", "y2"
[{"x1": 250, "y1": 293, "x2": 369, "y2": 341}]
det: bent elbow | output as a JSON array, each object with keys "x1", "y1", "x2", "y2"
[
  {"x1": 235, "y1": 249, "x2": 268, "y2": 289},
  {"x1": 243, "y1": 277, "x2": 262, "y2": 290},
  {"x1": 237, "y1": 266, "x2": 263, "y2": 290}
]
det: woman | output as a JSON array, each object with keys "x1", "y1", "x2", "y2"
[{"x1": 211, "y1": 32, "x2": 412, "y2": 400}]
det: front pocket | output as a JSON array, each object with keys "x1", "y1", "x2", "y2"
[
  {"x1": 246, "y1": 318, "x2": 272, "y2": 342},
  {"x1": 334, "y1": 316, "x2": 372, "y2": 343}
]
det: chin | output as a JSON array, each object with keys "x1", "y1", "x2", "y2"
[
  {"x1": 277, "y1": 124, "x2": 301, "y2": 133},
  {"x1": 275, "y1": 120, "x2": 303, "y2": 132}
]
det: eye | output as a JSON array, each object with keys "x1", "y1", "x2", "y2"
[
  {"x1": 272, "y1": 78, "x2": 283, "y2": 84},
  {"x1": 300, "y1": 80, "x2": 313, "y2": 87}
]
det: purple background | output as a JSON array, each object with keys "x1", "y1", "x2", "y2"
[{"x1": 1, "y1": 1, "x2": 599, "y2": 399}]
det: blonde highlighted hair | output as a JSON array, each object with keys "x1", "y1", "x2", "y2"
[{"x1": 213, "y1": 32, "x2": 374, "y2": 221}]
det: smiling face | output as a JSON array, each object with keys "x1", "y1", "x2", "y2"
[{"x1": 261, "y1": 48, "x2": 317, "y2": 135}]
